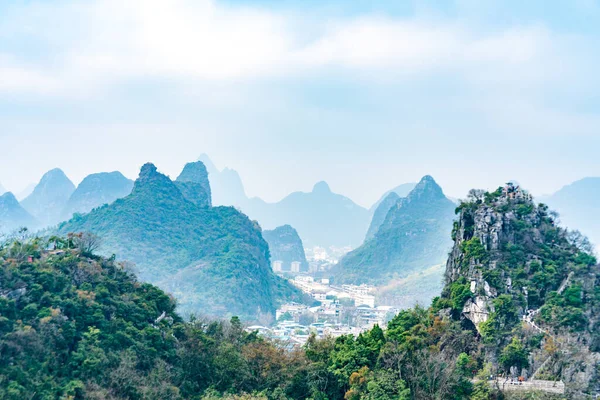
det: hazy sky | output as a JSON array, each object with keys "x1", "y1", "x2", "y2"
[{"x1": 1, "y1": 0, "x2": 599, "y2": 207}]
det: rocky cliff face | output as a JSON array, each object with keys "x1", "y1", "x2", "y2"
[
  {"x1": 175, "y1": 161, "x2": 212, "y2": 207},
  {"x1": 441, "y1": 184, "x2": 600, "y2": 397},
  {"x1": 445, "y1": 185, "x2": 557, "y2": 328},
  {"x1": 263, "y1": 225, "x2": 308, "y2": 271}
]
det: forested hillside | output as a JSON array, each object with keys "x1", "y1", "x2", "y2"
[
  {"x1": 2, "y1": 180, "x2": 599, "y2": 399},
  {"x1": 334, "y1": 176, "x2": 455, "y2": 285},
  {"x1": 440, "y1": 184, "x2": 600, "y2": 397},
  {"x1": 57, "y1": 162, "x2": 305, "y2": 321},
  {"x1": 0, "y1": 236, "x2": 469, "y2": 400}
]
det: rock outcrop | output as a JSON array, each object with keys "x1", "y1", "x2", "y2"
[
  {"x1": 175, "y1": 161, "x2": 212, "y2": 207},
  {"x1": 441, "y1": 183, "x2": 600, "y2": 398},
  {"x1": 263, "y1": 225, "x2": 308, "y2": 272},
  {"x1": 444, "y1": 185, "x2": 544, "y2": 329}
]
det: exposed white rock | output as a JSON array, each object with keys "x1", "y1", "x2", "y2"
[{"x1": 463, "y1": 295, "x2": 493, "y2": 329}]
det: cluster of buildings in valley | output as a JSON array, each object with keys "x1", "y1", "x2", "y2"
[
  {"x1": 305, "y1": 245, "x2": 353, "y2": 272},
  {"x1": 270, "y1": 245, "x2": 356, "y2": 274},
  {"x1": 272, "y1": 260, "x2": 304, "y2": 273},
  {"x1": 271, "y1": 245, "x2": 353, "y2": 274},
  {"x1": 253, "y1": 276, "x2": 397, "y2": 347},
  {"x1": 260, "y1": 244, "x2": 399, "y2": 346},
  {"x1": 291, "y1": 276, "x2": 377, "y2": 308}
]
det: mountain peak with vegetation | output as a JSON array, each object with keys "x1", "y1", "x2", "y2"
[
  {"x1": 129, "y1": 162, "x2": 187, "y2": 205},
  {"x1": 0, "y1": 192, "x2": 37, "y2": 232},
  {"x1": 62, "y1": 171, "x2": 133, "y2": 219},
  {"x1": 57, "y1": 162, "x2": 306, "y2": 321},
  {"x1": 438, "y1": 183, "x2": 600, "y2": 396},
  {"x1": 21, "y1": 168, "x2": 75, "y2": 226},
  {"x1": 175, "y1": 161, "x2": 212, "y2": 207},
  {"x1": 263, "y1": 224, "x2": 308, "y2": 272},
  {"x1": 333, "y1": 175, "x2": 455, "y2": 288},
  {"x1": 369, "y1": 182, "x2": 417, "y2": 213},
  {"x1": 406, "y1": 175, "x2": 445, "y2": 201},
  {"x1": 4, "y1": 182, "x2": 600, "y2": 400},
  {"x1": 365, "y1": 192, "x2": 400, "y2": 241}
]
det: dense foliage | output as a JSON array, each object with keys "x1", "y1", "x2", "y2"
[
  {"x1": 334, "y1": 176, "x2": 455, "y2": 285},
  {"x1": 0, "y1": 236, "x2": 483, "y2": 400},
  {"x1": 3, "y1": 182, "x2": 598, "y2": 399},
  {"x1": 57, "y1": 163, "x2": 306, "y2": 321},
  {"x1": 443, "y1": 185, "x2": 600, "y2": 394}
]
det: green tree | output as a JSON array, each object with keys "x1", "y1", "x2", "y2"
[{"x1": 499, "y1": 338, "x2": 529, "y2": 372}]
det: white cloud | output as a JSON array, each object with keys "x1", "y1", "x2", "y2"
[
  {"x1": 0, "y1": 55, "x2": 60, "y2": 94},
  {"x1": 0, "y1": 0, "x2": 592, "y2": 97}
]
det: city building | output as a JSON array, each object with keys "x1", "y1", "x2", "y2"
[
  {"x1": 272, "y1": 260, "x2": 283, "y2": 272},
  {"x1": 291, "y1": 261, "x2": 301, "y2": 272}
]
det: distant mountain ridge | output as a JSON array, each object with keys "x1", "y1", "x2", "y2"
[
  {"x1": 62, "y1": 171, "x2": 133, "y2": 219},
  {"x1": 0, "y1": 192, "x2": 38, "y2": 232},
  {"x1": 368, "y1": 182, "x2": 417, "y2": 213},
  {"x1": 242, "y1": 181, "x2": 370, "y2": 247},
  {"x1": 333, "y1": 175, "x2": 456, "y2": 288},
  {"x1": 365, "y1": 192, "x2": 400, "y2": 241},
  {"x1": 198, "y1": 153, "x2": 246, "y2": 207},
  {"x1": 16, "y1": 183, "x2": 36, "y2": 201},
  {"x1": 199, "y1": 154, "x2": 370, "y2": 247},
  {"x1": 540, "y1": 177, "x2": 600, "y2": 246},
  {"x1": 21, "y1": 168, "x2": 75, "y2": 226},
  {"x1": 58, "y1": 161, "x2": 306, "y2": 320},
  {"x1": 0, "y1": 183, "x2": 6, "y2": 195}
]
